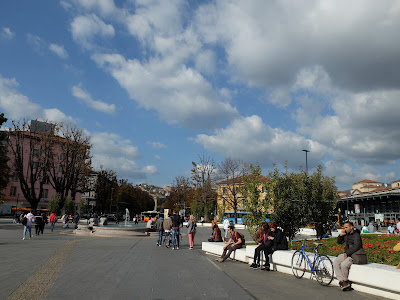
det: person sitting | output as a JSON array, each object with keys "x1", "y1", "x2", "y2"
[
  {"x1": 333, "y1": 221, "x2": 367, "y2": 291},
  {"x1": 208, "y1": 223, "x2": 223, "y2": 242},
  {"x1": 261, "y1": 223, "x2": 288, "y2": 271},
  {"x1": 216, "y1": 226, "x2": 244, "y2": 262},
  {"x1": 250, "y1": 222, "x2": 269, "y2": 269}
]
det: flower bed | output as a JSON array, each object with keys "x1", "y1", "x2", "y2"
[{"x1": 290, "y1": 234, "x2": 400, "y2": 266}]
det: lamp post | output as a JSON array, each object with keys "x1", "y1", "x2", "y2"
[
  {"x1": 110, "y1": 187, "x2": 114, "y2": 214},
  {"x1": 302, "y1": 149, "x2": 310, "y2": 174}
]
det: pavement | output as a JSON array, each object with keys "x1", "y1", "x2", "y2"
[{"x1": 0, "y1": 219, "x2": 385, "y2": 300}]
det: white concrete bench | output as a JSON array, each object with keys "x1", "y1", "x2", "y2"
[
  {"x1": 202, "y1": 242, "x2": 400, "y2": 299},
  {"x1": 202, "y1": 242, "x2": 248, "y2": 262}
]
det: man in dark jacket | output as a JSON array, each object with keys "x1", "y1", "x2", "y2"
[
  {"x1": 333, "y1": 221, "x2": 367, "y2": 291},
  {"x1": 260, "y1": 223, "x2": 288, "y2": 271},
  {"x1": 171, "y1": 211, "x2": 181, "y2": 250},
  {"x1": 154, "y1": 217, "x2": 164, "y2": 246}
]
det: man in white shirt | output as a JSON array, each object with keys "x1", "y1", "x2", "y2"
[{"x1": 223, "y1": 216, "x2": 230, "y2": 241}]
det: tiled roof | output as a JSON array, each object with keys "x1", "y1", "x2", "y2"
[
  {"x1": 217, "y1": 175, "x2": 270, "y2": 185},
  {"x1": 369, "y1": 186, "x2": 392, "y2": 193},
  {"x1": 353, "y1": 179, "x2": 381, "y2": 185}
]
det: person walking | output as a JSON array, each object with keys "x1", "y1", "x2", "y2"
[
  {"x1": 223, "y1": 216, "x2": 230, "y2": 241},
  {"x1": 34, "y1": 211, "x2": 43, "y2": 235},
  {"x1": 49, "y1": 212, "x2": 57, "y2": 232},
  {"x1": 333, "y1": 221, "x2": 367, "y2": 291},
  {"x1": 23, "y1": 210, "x2": 35, "y2": 240},
  {"x1": 40, "y1": 213, "x2": 48, "y2": 234},
  {"x1": 186, "y1": 215, "x2": 197, "y2": 250},
  {"x1": 171, "y1": 210, "x2": 181, "y2": 250}
]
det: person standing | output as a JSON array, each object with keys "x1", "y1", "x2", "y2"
[
  {"x1": 333, "y1": 221, "x2": 367, "y2": 291},
  {"x1": 186, "y1": 215, "x2": 197, "y2": 250},
  {"x1": 23, "y1": 210, "x2": 35, "y2": 240},
  {"x1": 163, "y1": 216, "x2": 173, "y2": 248},
  {"x1": 171, "y1": 210, "x2": 181, "y2": 250},
  {"x1": 49, "y1": 212, "x2": 57, "y2": 232},
  {"x1": 396, "y1": 218, "x2": 400, "y2": 234},
  {"x1": 73, "y1": 212, "x2": 80, "y2": 229},
  {"x1": 223, "y1": 216, "x2": 230, "y2": 242},
  {"x1": 40, "y1": 213, "x2": 48, "y2": 234},
  {"x1": 155, "y1": 216, "x2": 164, "y2": 246}
]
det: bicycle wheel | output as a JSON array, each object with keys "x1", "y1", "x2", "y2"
[
  {"x1": 314, "y1": 255, "x2": 334, "y2": 286},
  {"x1": 291, "y1": 251, "x2": 306, "y2": 279}
]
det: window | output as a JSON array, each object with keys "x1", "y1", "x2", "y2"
[
  {"x1": 60, "y1": 153, "x2": 64, "y2": 160},
  {"x1": 43, "y1": 175, "x2": 50, "y2": 185},
  {"x1": 32, "y1": 162, "x2": 38, "y2": 169},
  {"x1": 222, "y1": 187, "x2": 227, "y2": 194},
  {"x1": 59, "y1": 164, "x2": 63, "y2": 172},
  {"x1": 262, "y1": 186, "x2": 266, "y2": 193},
  {"x1": 9, "y1": 186, "x2": 17, "y2": 196},
  {"x1": 42, "y1": 189, "x2": 48, "y2": 198},
  {"x1": 33, "y1": 149, "x2": 39, "y2": 157},
  {"x1": 12, "y1": 173, "x2": 18, "y2": 181}
]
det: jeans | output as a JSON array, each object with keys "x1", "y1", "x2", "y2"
[
  {"x1": 224, "y1": 229, "x2": 229, "y2": 239},
  {"x1": 221, "y1": 244, "x2": 242, "y2": 261},
  {"x1": 157, "y1": 231, "x2": 163, "y2": 245},
  {"x1": 51, "y1": 222, "x2": 55, "y2": 231},
  {"x1": 23, "y1": 225, "x2": 32, "y2": 238},
  {"x1": 163, "y1": 231, "x2": 171, "y2": 246},
  {"x1": 254, "y1": 244, "x2": 267, "y2": 265},
  {"x1": 172, "y1": 228, "x2": 180, "y2": 248}
]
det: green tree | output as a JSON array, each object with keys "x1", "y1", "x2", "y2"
[
  {"x1": 240, "y1": 164, "x2": 265, "y2": 240},
  {"x1": 63, "y1": 196, "x2": 74, "y2": 214},
  {"x1": 0, "y1": 113, "x2": 10, "y2": 201},
  {"x1": 48, "y1": 194, "x2": 62, "y2": 215}
]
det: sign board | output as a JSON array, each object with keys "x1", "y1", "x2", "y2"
[
  {"x1": 354, "y1": 204, "x2": 360, "y2": 214},
  {"x1": 374, "y1": 213, "x2": 384, "y2": 222}
]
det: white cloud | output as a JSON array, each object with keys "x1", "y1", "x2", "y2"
[
  {"x1": 69, "y1": 0, "x2": 117, "y2": 17},
  {"x1": 49, "y1": 43, "x2": 69, "y2": 59},
  {"x1": 194, "y1": 115, "x2": 326, "y2": 170},
  {"x1": 1, "y1": 27, "x2": 15, "y2": 39},
  {"x1": 26, "y1": 33, "x2": 47, "y2": 54},
  {"x1": 0, "y1": 75, "x2": 74, "y2": 124},
  {"x1": 90, "y1": 131, "x2": 158, "y2": 180},
  {"x1": 148, "y1": 142, "x2": 167, "y2": 149},
  {"x1": 93, "y1": 53, "x2": 239, "y2": 129},
  {"x1": 71, "y1": 14, "x2": 115, "y2": 49},
  {"x1": 72, "y1": 84, "x2": 115, "y2": 114}
]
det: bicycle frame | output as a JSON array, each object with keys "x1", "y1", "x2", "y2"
[{"x1": 297, "y1": 245, "x2": 323, "y2": 272}]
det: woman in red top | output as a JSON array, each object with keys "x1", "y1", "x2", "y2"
[
  {"x1": 250, "y1": 222, "x2": 270, "y2": 269},
  {"x1": 216, "y1": 226, "x2": 243, "y2": 262}
]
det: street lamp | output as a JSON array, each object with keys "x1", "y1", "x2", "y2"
[
  {"x1": 110, "y1": 187, "x2": 114, "y2": 214},
  {"x1": 302, "y1": 149, "x2": 310, "y2": 173}
]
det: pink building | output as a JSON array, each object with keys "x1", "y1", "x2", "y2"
[{"x1": 3, "y1": 128, "x2": 82, "y2": 212}]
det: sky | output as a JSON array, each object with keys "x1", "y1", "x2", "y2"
[{"x1": 1, "y1": 0, "x2": 400, "y2": 191}]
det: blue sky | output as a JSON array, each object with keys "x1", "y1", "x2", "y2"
[{"x1": 1, "y1": 0, "x2": 400, "y2": 190}]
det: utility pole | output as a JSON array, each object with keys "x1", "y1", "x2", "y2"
[{"x1": 302, "y1": 149, "x2": 310, "y2": 174}]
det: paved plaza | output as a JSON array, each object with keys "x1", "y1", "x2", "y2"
[{"x1": 0, "y1": 220, "x2": 384, "y2": 300}]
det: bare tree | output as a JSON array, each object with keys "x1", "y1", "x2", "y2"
[
  {"x1": 0, "y1": 113, "x2": 10, "y2": 199},
  {"x1": 191, "y1": 154, "x2": 217, "y2": 220},
  {"x1": 7, "y1": 120, "x2": 53, "y2": 209},
  {"x1": 218, "y1": 157, "x2": 249, "y2": 223},
  {"x1": 46, "y1": 123, "x2": 92, "y2": 212}
]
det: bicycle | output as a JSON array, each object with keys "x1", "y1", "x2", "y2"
[{"x1": 291, "y1": 241, "x2": 334, "y2": 286}]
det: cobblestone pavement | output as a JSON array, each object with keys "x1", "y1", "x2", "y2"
[{"x1": 0, "y1": 220, "x2": 384, "y2": 300}]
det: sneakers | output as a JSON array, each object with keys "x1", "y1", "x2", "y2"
[
  {"x1": 340, "y1": 281, "x2": 352, "y2": 291},
  {"x1": 189, "y1": 247, "x2": 193, "y2": 250},
  {"x1": 261, "y1": 265, "x2": 270, "y2": 271},
  {"x1": 249, "y1": 263, "x2": 257, "y2": 268},
  {"x1": 216, "y1": 258, "x2": 224, "y2": 262},
  {"x1": 22, "y1": 237, "x2": 25, "y2": 240},
  {"x1": 156, "y1": 243, "x2": 159, "y2": 246}
]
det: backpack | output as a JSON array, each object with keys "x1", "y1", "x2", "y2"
[
  {"x1": 238, "y1": 232, "x2": 245, "y2": 245},
  {"x1": 22, "y1": 217, "x2": 27, "y2": 225}
]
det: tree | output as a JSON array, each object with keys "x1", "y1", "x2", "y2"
[
  {"x1": 240, "y1": 164, "x2": 265, "y2": 240},
  {"x1": 191, "y1": 154, "x2": 217, "y2": 221},
  {"x1": 48, "y1": 194, "x2": 62, "y2": 215},
  {"x1": 305, "y1": 165, "x2": 338, "y2": 239},
  {"x1": 46, "y1": 123, "x2": 92, "y2": 213},
  {"x1": 0, "y1": 113, "x2": 10, "y2": 201},
  {"x1": 63, "y1": 196, "x2": 74, "y2": 214},
  {"x1": 7, "y1": 120, "x2": 53, "y2": 209},
  {"x1": 94, "y1": 169, "x2": 117, "y2": 213},
  {"x1": 218, "y1": 157, "x2": 249, "y2": 223},
  {"x1": 264, "y1": 164, "x2": 338, "y2": 240}
]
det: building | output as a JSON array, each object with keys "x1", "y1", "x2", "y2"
[
  {"x1": 338, "y1": 179, "x2": 400, "y2": 225},
  {"x1": 2, "y1": 123, "x2": 82, "y2": 212},
  {"x1": 216, "y1": 175, "x2": 271, "y2": 218},
  {"x1": 80, "y1": 172, "x2": 98, "y2": 211}
]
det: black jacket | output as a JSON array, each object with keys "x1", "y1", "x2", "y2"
[
  {"x1": 171, "y1": 214, "x2": 180, "y2": 228},
  {"x1": 337, "y1": 228, "x2": 363, "y2": 257},
  {"x1": 268, "y1": 228, "x2": 288, "y2": 251}
]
